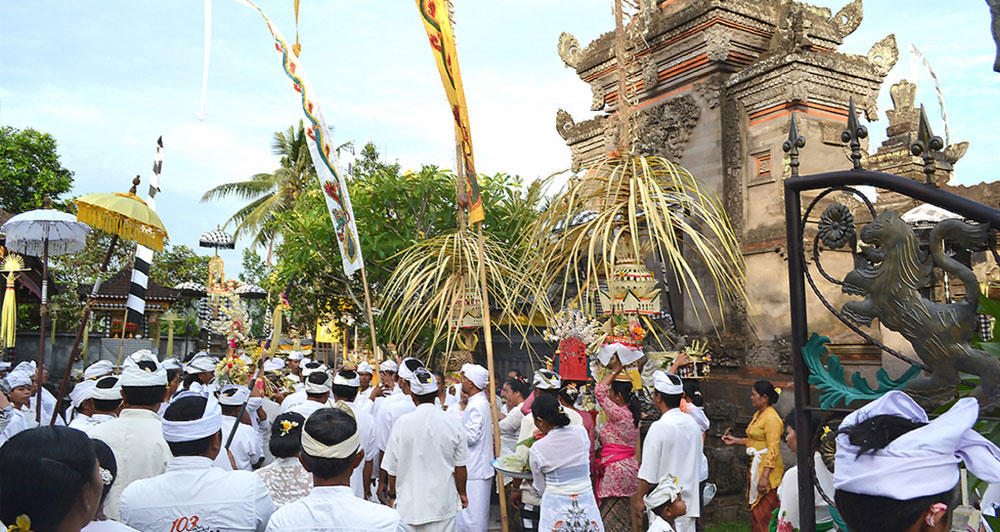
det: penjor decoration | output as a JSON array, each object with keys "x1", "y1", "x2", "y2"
[{"x1": 0, "y1": 254, "x2": 29, "y2": 349}]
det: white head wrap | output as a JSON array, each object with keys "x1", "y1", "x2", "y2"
[
  {"x1": 461, "y1": 363, "x2": 489, "y2": 390},
  {"x1": 302, "y1": 363, "x2": 328, "y2": 378},
  {"x1": 410, "y1": 368, "x2": 439, "y2": 395},
  {"x1": 397, "y1": 358, "x2": 424, "y2": 382},
  {"x1": 218, "y1": 384, "x2": 251, "y2": 406},
  {"x1": 5, "y1": 370, "x2": 32, "y2": 390},
  {"x1": 70, "y1": 380, "x2": 97, "y2": 408},
  {"x1": 287, "y1": 350, "x2": 304, "y2": 361},
  {"x1": 334, "y1": 370, "x2": 360, "y2": 388},
  {"x1": 380, "y1": 360, "x2": 398, "y2": 372},
  {"x1": 12, "y1": 361, "x2": 36, "y2": 376},
  {"x1": 161, "y1": 391, "x2": 223, "y2": 443},
  {"x1": 834, "y1": 391, "x2": 1000, "y2": 500},
  {"x1": 644, "y1": 474, "x2": 684, "y2": 510},
  {"x1": 304, "y1": 372, "x2": 333, "y2": 394},
  {"x1": 160, "y1": 358, "x2": 182, "y2": 371},
  {"x1": 120, "y1": 351, "x2": 167, "y2": 387},
  {"x1": 84, "y1": 360, "x2": 114, "y2": 380},
  {"x1": 91, "y1": 376, "x2": 122, "y2": 401},
  {"x1": 303, "y1": 357, "x2": 314, "y2": 365},
  {"x1": 185, "y1": 354, "x2": 218, "y2": 375},
  {"x1": 532, "y1": 369, "x2": 561, "y2": 390},
  {"x1": 263, "y1": 358, "x2": 284, "y2": 372},
  {"x1": 300, "y1": 405, "x2": 360, "y2": 459},
  {"x1": 357, "y1": 362, "x2": 374, "y2": 375},
  {"x1": 0, "y1": 361, "x2": 10, "y2": 372},
  {"x1": 653, "y1": 371, "x2": 684, "y2": 395}
]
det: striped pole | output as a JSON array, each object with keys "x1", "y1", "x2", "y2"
[{"x1": 124, "y1": 137, "x2": 164, "y2": 346}]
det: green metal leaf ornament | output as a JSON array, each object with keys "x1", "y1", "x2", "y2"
[{"x1": 803, "y1": 332, "x2": 922, "y2": 409}]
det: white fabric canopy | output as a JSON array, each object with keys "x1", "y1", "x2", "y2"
[{"x1": 1, "y1": 208, "x2": 91, "y2": 257}]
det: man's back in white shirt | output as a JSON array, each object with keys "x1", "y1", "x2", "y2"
[
  {"x1": 215, "y1": 415, "x2": 263, "y2": 471},
  {"x1": 265, "y1": 485, "x2": 406, "y2": 532},
  {"x1": 121, "y1": 456, "x2": 275, "y2": 532},
  {"x1": 87, "y1": 408, "x2": 171, "y2": 521}
]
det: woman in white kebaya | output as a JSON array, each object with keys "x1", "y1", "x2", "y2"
[{"x1": 255, "y1": 412, "x2": 312, "y2": 508}]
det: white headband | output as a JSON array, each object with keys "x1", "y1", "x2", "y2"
[
  {"x1": 162, "y1": 391, "x2": 223, "y2": 443},
  {"x1": 357, "y1": 362, "x2": 374, "y2": 374},
  {"x1": 300, "y1": 405, "x2": 360, "y2": 459},
  {"x1": 160, "y1": 358, "x2": 182, "y2": 371},
  {"x1": 380, "y1": 360, "x2": 398, "y2": 372},
  {"x1": 644, "y1": 474, "x2": 684, "y2": 510},
  {"x1": 185, "y1": 355, "x2": 217, "y2": 375},
  {"x1": 653, "y1": 371, "x2": 683, "y2": 395},
  {"x1": 334, "y1": 371, "x2": 360, "y2": 388},
  {"x1": 0, "y1": 362, "x2": 10, "y2": 371},
  {"x1": 462, "y1": 363, "x2": 489, "y2": 389},
  {"x1": 398, "y1": 358, "x2": 424, "y2": 382},
  {"x1": 834, "y1": 391, "x2": 1000, "y2": 500},
  {"x1": 533, "y1": 369, "x2": 561, "y2": 390},
  {"x1": 302, "y1": 363, "x2": 329, "y2": 378},
  {"x1": 70, "y1": 380, "x2": 97, "y2": 408},
  {"x1": 84, "y1": 360, "x2": 114, "y2": 380},
  {"x1": 218, "y1": 385, "x2": 250, "y2": 406},
  {"x1": 305, "y1": 372, "x2": 333, "y2": 394},
  {"x1": 91, "y1": 376, "x2": 122, "y2": 401},
  {"x1": 5, "y1": 371, "x2": 31, "y2": 389},
  {"x1": 120, "y1": 351, "x2": 167, "y2": 387},
  {"x1": 410, "y1": 368, "x2": 439, "y2": 395}
]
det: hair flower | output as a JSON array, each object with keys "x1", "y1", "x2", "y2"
[
  {"x1": 100, "y1": 467, "x2": 114, "y2": 486},
  {"x1": 774, "y1": 386, "x2": 782, "y2": 395},
  {"x1": 7, "y1": 515, "x2": 33, "y2": 532},
  {"x1": 279, "y1": 419, "x2": 299, "y2": 436}
]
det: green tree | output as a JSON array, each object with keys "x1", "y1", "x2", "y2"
[
  {"x1": 0, "y1": 126, "x2": 74, "y2": 213},
  {"x1": 201, "y1": 121, "x2": 315, "y2": 252},
  {"x1": 238, "y1": 248, "x2": 274, "y2": 337}
]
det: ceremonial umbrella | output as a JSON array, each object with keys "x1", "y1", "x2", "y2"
[
  {"x1": 234, "y1": 283, "x2": 267, "y2": 300},
  {"x1": 199, "y1": 227, "x2": 235, "y2": 250},
  {"x1": 51, "y1": 176, "x2": 168, "y2": 425},
  {"x1": 174, "y1": 281, "x2": 207, "y2": 298},
  {"x1": 1, "y1": 197, "x2": 92, "y2": 421}
]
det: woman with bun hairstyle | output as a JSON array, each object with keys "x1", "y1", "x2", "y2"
[
  {"x1": 722, "y1": 380, "x2": 784, "y2": 532},
  {"x1": 529, "y1": 393, "x2": 605, "y2": 532}
]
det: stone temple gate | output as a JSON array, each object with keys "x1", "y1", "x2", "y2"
[{"x1": 553, "y1": 0, "x2": 995, "y2": 521}]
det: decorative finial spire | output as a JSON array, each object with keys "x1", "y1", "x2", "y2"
[
  {"x1": 910, "y1": 105, "x2": 945, "y2": 186},
  {"x1": 841, "y1": 97, "x2": 868, "y2": 170},
  {"x1": 130, "y1": 175, "x2": 141, "y2": 194},
  {"x1": 42, "y1": 194, "x2": 51, "y2": 209},
  {"x1": 783, "y1": 113, "x2": 806, "y2": 177}
]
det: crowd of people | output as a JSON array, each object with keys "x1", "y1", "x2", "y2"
[{"x1": 0, "y1": 349, "x2": 998, "y2": 532}]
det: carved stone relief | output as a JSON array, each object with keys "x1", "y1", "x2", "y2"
[
  {"x1": 642, "y1": 56, "x2": 660, "y2": 92},
  {"x1": 558, "y1": 32, "x2": 582, "y2": 69},
  {"x1": 555, "y1": 109, "x2": 575, "y2": 141},
  {"x1": 695, "y1": 75, "x2": 725, "y2": 109},
  {"x1": 782, "y1": 70, "x2": 808, "y2": 102},
  {"x1": 722, "y1": 95, "x2": 744, "y2": 239},
  {"x1": 634, "y1": 94, "x2": 702, "y2": 161},
  {"x1": 867, "y1": 34, "x2": 899, "y2": 78},
  {"x1": 591, "y1": 83, "x2": 606, "y2": 112},
  {"x1": 829, "y1": 0, "x2": 863, "y2": 39},
  {"x1": 704, "y1": 24, "x2": 732, "y2": 62}
]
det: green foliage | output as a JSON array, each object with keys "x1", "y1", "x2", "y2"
[{"x1": 0, "y1": 126, "x2": 74, "y2": 213}]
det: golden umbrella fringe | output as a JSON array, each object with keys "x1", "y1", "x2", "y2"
[
  {"x1": 517, "y1": 154, "x2": 748, "y2": 338},
  {"x1": 75, "y1": 193, "x2": 167, "y2": 252}
]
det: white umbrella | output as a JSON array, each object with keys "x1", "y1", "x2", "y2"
[
  {"x1": 0, "y1": 200, "x2": 91, "y2": 423},
  {"x1": 901, "y1": 203, "x2": 961, "y2": 224}
]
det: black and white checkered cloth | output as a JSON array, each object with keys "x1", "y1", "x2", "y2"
[
  {"x1": 125, "y1": 136, "x2": 164, "y2": 331},
  {"x1": 978, "y1": 314, "x2": 994, "y2": 341}
]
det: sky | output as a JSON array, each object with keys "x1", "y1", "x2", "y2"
[{"x1": 1, "y1": 1, "x2": 997, "y2": 278}]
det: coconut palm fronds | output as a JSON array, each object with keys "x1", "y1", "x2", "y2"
[
  {"x1": 380, "y1": 229, "x2": 527, "y2": 364},
  {"x1": 519, "y1": 154, "x2": 747, "y2": 331}
]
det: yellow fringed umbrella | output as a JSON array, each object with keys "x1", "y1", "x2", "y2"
[
  {"x1": 1, "y1": 254, "x2": 29, "y2": 349},
  {"x1": 51, "y1": 175, "x2": 169, "y2": 425}
]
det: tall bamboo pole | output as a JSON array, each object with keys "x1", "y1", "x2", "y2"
[{"x1": 360, "y1": 267, "x2": 379, "y2": 364}]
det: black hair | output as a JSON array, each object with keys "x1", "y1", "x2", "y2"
[
  {"x1": 181, "y1": 373, "x2": 201, "y2": 390},
  {"x1": 163, "y1": 396, "x2": 217, "y2": 457},
  {"x1": 300, "y1": 408, "x2": 358, "y2": 479},
  {"x1": 90, "y1": 438, "x2": 117, "y2": 505},
  {"x1": 532, "y1": 393, "x2": 571, "y2": 428},
  {"x1": 413, "y1": 391, "x2": 438, "y2": 404},
  {"x1": 610, "y1": 380, "x2": 642, "y2": 428},
  {"x1": 269, "y1": 412, "x2": 306, "y2": 459},
  {"x1": 656, "y1": 390, "x2": 683, "y2": 408},
  {"x1": 682, "y1": 379, "x2": 704, "y2": 407},
  {"x1": 121, "y1": 385, "x2": 165, "y2": 407},
  {"x1": 92, "y1": 377, "x2": 122, "y2": 413},
  {"x1": 506, "y1": 377, "x2": 529, "y2": 399},
  {"x1": 332, "y1": 370, "x2": 359, "y2": 401},
  {"x1": 305, "y1": 371, "x2": 331, "y2": 400},
  {"x1": 783, "y1": 409, "x2": 824, "y2": 451},
  {"x1": 402, "y1": 358, "x2": 424, "y2": 374},
  {"x1": 304, "y1": 361, "x2": 323, "y2": 370},
  {"x1": 558, "y1": 384, "x2": 580, "y2": 406},
  {"x1": 0, "y1": 426, "x2": 98, "y2": 532},
  {"x1": 753, "y1": 380, "x2": 779, "y2": 405},
  {"x1": 508, "y1": 368, "x2": 523, "y2": 378},
  {"x1": 166, "y1": 368, "x2": 181, "y2": 384},
  {"x1": 835, "y1": 413, "x2": 952, "y2": 532},
  {"x1": 221, "y1": 404, "x2": 242, "y2": 417}
]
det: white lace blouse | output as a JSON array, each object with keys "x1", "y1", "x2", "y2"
[{"x1": 254, "y1": 457, "x2": 313, "y2": 508}]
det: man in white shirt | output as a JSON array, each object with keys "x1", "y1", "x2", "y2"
[
  {"x1": 121, "y1": 392, "x2": 275, "y2": 532},
  {"x1": 286, "y1": 350, "x2": 304, "y2": 383},
  {"x1": 87, "y1": 350, "x2": 172, "y2": 521},
  {"x1": 635, "y1": 371, "x2": 702, "y2": 532},
  {"x1": 288, "y1": 369, "x2": 333, "y2": 419},
  {"x1": 217, "y1": 384, "x2": 264, "y2": 471},
  {"x1": 374, "y1": 358, "x2": 421, "y2": 502},
  {"x1": 266, "y1": 406, "x2": 407, "y2": 532},
  {"x1": 384, "y1": 368, "x2": 469, "y2": 532},
  {"x1": 281, "y1": 361, "x2": 327, "y2": 413},
  {"x1": 353, "y1": 362, "x2": 374, "y2": 413},
  {"x1": 0, "y1": 368, "x2": 35, "y2": 446},
  {"x1": 25, "y1": 362, "x2": 62, "y2": 425},
  {"x1": 182, "y1": 353, "x2": 218, "y2": 393},
  {"x1": 456, "y1": 363, "x2": 494, "y2": 532},
  {"x1": 331, "y1": 369, "x2": 378, "y2": 500},
  {"x1": 87, "y1": 375, "x2": 121, "y2": 427},
  {"x1": 66, "y1": 379, "x2": 96, "y2": 430}
]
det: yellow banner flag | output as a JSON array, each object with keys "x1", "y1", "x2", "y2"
[{"x1": 415, "y1": 0, "x2": 484, "y2": 223}]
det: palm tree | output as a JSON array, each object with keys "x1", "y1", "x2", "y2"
[{"x1": 201, "y1": 121, "x2": 315, "y2": 254}]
